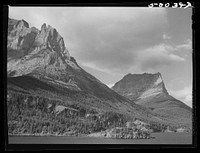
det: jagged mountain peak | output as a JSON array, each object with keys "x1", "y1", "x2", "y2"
[
  {"x1": 8, "y1": 18, "x2": 70, "y2": 58},
  {"x1": 9, "y1": 18, "x2": 29, "y2": 28},
  {"x1": 7, "y1": 18, "x2": 74, "y2": 77},
  {"x1": 41, "y1": 23, "x2": 47, "y2": 30}
]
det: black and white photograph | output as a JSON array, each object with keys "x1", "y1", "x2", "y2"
[{"x1": 5, "y1": 4, "x2": 195, "y2": 149}]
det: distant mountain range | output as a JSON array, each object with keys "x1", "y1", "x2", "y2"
[{"x1": 7, "y1": 18, "x2": 192, "y2": 130}]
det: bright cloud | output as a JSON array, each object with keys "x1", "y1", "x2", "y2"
[
  {"x1": 169, "y1": 54, "x2": 185, "y2": 61},
  {"x1": 170, "y1": 86, "x2": 192, "y2": 107},
  {"x1": 137, "y1": 43, "x2": 185, "y2": 71},
  {"x1": 81, "y1": 62, "x2": 113, "y2": 74},
  {"x1": 175, "y1": 39, "x2": 192, "y2": 50}
]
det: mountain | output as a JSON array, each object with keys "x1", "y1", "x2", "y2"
[
  {"x1": 112, "y1": 73, "x2": 192, "y2": 127},
  {"x1": 112, "y1": 73, "x2": 168, "y2": 101},
  {"x1": 7, "y1": 18, "x2": 192, "y2": 135}
]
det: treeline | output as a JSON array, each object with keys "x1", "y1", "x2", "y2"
[
  {"x1": 6, "y1": 92, "x2": 131, "y2": 135},
  {"x1": 7, "y1": 92, "x2": 178, "y2": 136},
  {"x1": 148, "y1": 121, "x2": 168, "y2": 132}
]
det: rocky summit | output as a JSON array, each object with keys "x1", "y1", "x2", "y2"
[{"x1": 7, "y1": 18, "x2": 73, "y2": 77}]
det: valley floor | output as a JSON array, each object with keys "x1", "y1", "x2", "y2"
[{"x1": 8, "y1": 132, "x2": 192, "y2": 144}]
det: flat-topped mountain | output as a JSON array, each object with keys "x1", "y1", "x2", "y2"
[
  {"x1": 112, "y1": 73, "x2": 168, "y2": 101},
  {"x1": 112, "y1": 73, "x2": 192, "y2": 127}
]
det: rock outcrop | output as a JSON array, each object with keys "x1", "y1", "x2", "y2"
[{"x1": 88, "y1": 121, "x2": 152, "y2": 139}]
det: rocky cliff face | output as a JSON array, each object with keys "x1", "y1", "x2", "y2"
[
  {"x1": 112, "y1": 73, "x2": 168, "y2": 101},
  {"x1": 7, "y1": 18, "x2": 76, "y2": 77},
  {"x1": 8, "y1": 19, "x2": 70, "y2": 59}
]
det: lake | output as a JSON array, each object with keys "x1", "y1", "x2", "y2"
[{"x1": 8, "y1": 132, "x2": 192, "y2": 144}]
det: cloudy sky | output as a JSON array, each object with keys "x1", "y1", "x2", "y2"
[{"x1": 9, "y1": 6, "x2": 193, "y2": 107}]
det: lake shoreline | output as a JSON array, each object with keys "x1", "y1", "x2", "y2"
[
  {"x1": 8, "y1": 132, "x2": 192, "y2": 144},
  {"x1": 8, "y1": 131, "x2": 191, "y2": 136}
]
